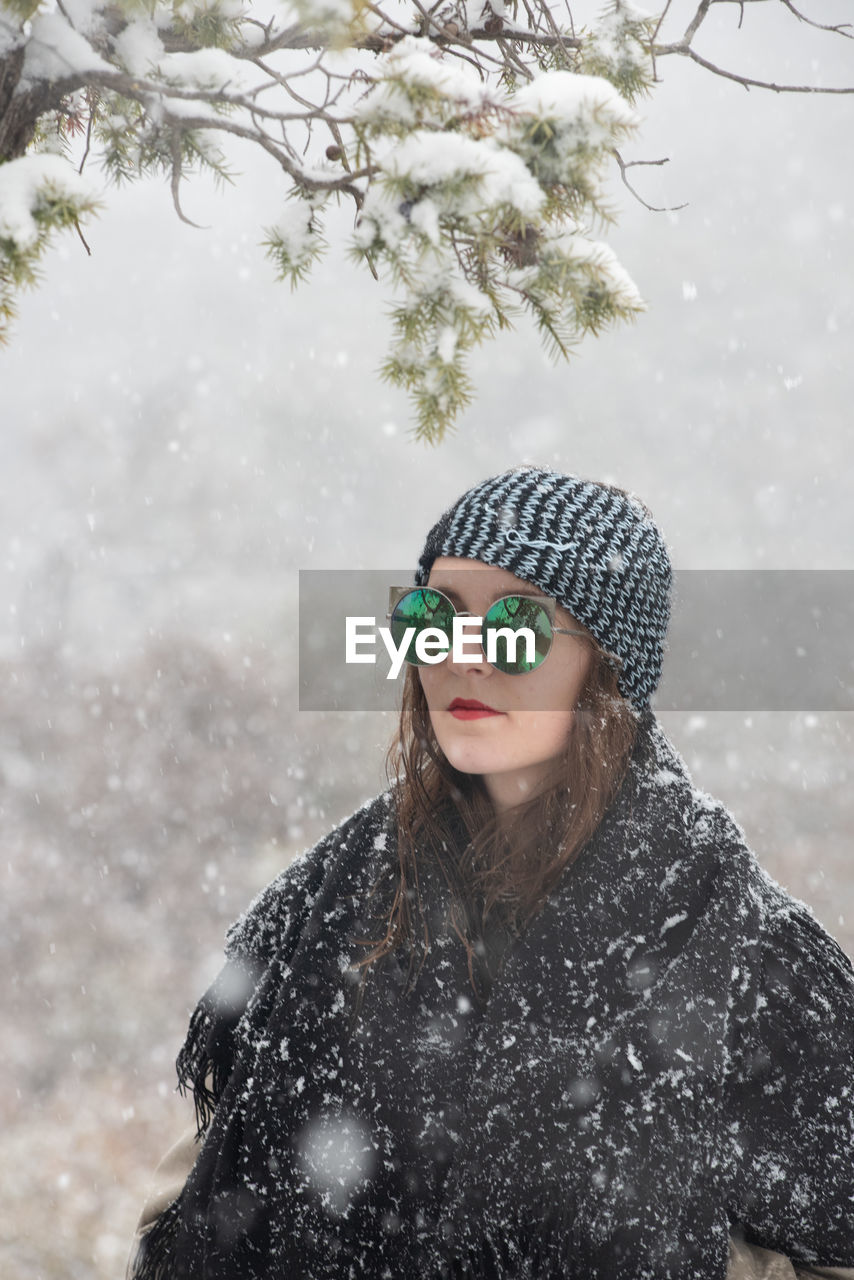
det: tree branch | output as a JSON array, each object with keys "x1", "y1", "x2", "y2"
[
  {"x1": 676, "y1": 42, "x2": 854, "y2": 93},
  {"x1": 3, "y1": 0, "x2": 854, "y2": 444},
  {"x1": 612, "y1": 150, "x2": 688, "y2": 214},
  {"x1": 709, "y1": 0, "x2": 852, "y2": 39},
  {"x1": 158, "y1": 107, "x2": 373, "y2": 200},
  {"x1": 653, "y1": 0, "x2": 854, "y2": 94},
  {"x1": 778, "y1": 0, "x2": 851, "y2": 38},
  {"x1": 169, "y1": 132, "x2": 207, "y2": 227},
  {"x1": 682, "y1": 0, "x2": 713, "y2": 47}
]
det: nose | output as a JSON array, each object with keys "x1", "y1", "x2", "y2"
[{"x1": 445, "y1": 623, "x2": 494, "y2": 678}]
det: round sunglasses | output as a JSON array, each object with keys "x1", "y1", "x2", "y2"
[{"x1": 387, "y1": 586, "x2": 591, "y2": 676}]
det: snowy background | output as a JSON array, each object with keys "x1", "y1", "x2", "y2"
[{"x1": 1, "y1": 8, "x2": 853, "y2": 1276}]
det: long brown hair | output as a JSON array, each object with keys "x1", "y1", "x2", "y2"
[{"x1": 353, "y1": 638, "x2": 638, "y2": 1004}]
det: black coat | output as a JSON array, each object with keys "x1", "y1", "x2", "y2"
[{"x1": 133, "y1": 713, "x2": 854, "y2": 1279}]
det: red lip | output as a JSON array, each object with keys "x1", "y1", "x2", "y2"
[{"x1": 448, "y1": 698, "x2": 503, "y2": 720}]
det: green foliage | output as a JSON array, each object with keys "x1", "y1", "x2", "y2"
[
  {"x1": 344, "y1": 22, "x2": 649, "y2": 441},
  {"x1": 263, "y1": 201, "x2": 328, "y2": 289},
  {"x1": 0, "y1": 161, "x2": 100, "y2": 345},
  {"x1": 378, "y1": 278, "x2": 498, "y2": 441},
  {"x1": 109, "y1": 0, "x2": 168, "y2": 15},
  {"x1": 577, "y1": 2, "x2": 657, "y2": 105},
  {"x1": 0, "y1": 239, "x2": 35, "y2": 340},
  {"x1": 169, "y1": 0, "x2": 246, "y2": 50},
  {"x1": 0, "y1": 0, "x2": 660, "y2": 441},
  {"x1": 0, "y1": 0, "x2": 41, "y2": 22},
  {"x1": 98, "y1": 94, "x2": 232, "y2": 189},
  {"x1": 286, "y1": 0, "x2": 374, "y2": 50}
]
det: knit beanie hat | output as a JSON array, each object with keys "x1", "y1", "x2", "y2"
[{"x1": 414, "y1": 466, "x2": 672, "y2": 711}]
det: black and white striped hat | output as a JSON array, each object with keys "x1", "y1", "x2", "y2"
[{"x1": 414, "y1": 467, "x2": 672, "y2": 710}]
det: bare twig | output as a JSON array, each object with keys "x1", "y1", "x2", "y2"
[
  {"x1": 706, "y1": 0, "x2": 852, "y2": 38},
  {"x1": 158, "y1": 107, "x2": 374, "y2": 201},
  {"x1": 73, "y1": 217, "x2": 92, "y2": 254},
  {"x1": 612, "y1": 150, "x2": 688, "y2": 214},
  {"x1": 78, "y1": 89, "x2": 95, "y2": 174},
  {"x1": 79, "y1": 66, "x2": 341, "y2": 126},
  {"x1": 518, "y1": 0, "x2": 543, "y2": 37},
  {"x1": 650, "y1": 0, "x2": 676, "y2": 46},
  {"x1": 649, "y1": 0, "x2": 676, "y2": 81},
  {"x1": 778, "y1": 0, "x2": 852, "y2": 38},
  {"x1": 363, "y1": 1, "x2": 416, "y2": 39},
  {"x1": 536, "y1": 0, "x2": 577, "y2": 71},
  {"x1": 562, "y1": 0, "x2": 576, "y2": 39},
  {"x1": 679, "y1": 43, "x2": 854, "y2": 93},
  {"x1": 248, "y1": 52, "x2": 330, "y2": 87},
  {"x1": 170, "y1": 133, "x2": 207, "y2": 227},
  {"x1": 496, "y1": 35, "x2": 535, "y2": 81},
  {"x1": 652, "y1": 0, "x2": 854, "y2": 92}
]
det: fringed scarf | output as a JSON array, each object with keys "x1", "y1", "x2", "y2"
[{"x1": 131, "y1": 713, "x2": 854, "y2": 1279}]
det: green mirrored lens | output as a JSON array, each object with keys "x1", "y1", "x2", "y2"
[
  {"x1": 390, "y1": 589, "x2": 454, "y2": 666},
  {"x1": 483, "y1": 597, "x2": 553, "y2": 674}
]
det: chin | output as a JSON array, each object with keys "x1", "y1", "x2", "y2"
[{"x1": 437, "y1": 738, "x2": 500, "y2": 777}]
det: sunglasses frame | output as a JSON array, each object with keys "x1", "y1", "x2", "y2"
[{"x1": 386, "y1": 585, "x2": 600, "y2": 675}]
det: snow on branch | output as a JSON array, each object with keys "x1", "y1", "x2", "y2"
[
  {"x1": 0, "y1": 148, "x2": 99, "y2": 334},
  {"x1": 1, "y1": 0, "x2": 852, "y2": 441}
]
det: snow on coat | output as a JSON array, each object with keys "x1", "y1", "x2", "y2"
[{"x1": 131, "y1": 712, "x2": 854, "y2": 1278}]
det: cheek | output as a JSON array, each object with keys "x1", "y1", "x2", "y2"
[
  {"x1": 523, "y1": 710, "x2": 577, "y2": 760},
  {"x1": 417, "y1": 666, "x2": 440, "y2": 705},
  {"x1": 507, "y1": 651, "x2": 590, "y2": 716},
  {"x1": 548, "y1": 648, "x2": 592, "y2": 712}
]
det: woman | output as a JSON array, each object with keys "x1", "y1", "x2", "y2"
[{"x1": 131, "y1": 468, "x2": 854, "y2": 1279}]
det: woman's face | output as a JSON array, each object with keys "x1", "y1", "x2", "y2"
[{"x1": 419, "y1": 557, "x2": 593, "y2": 814}]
